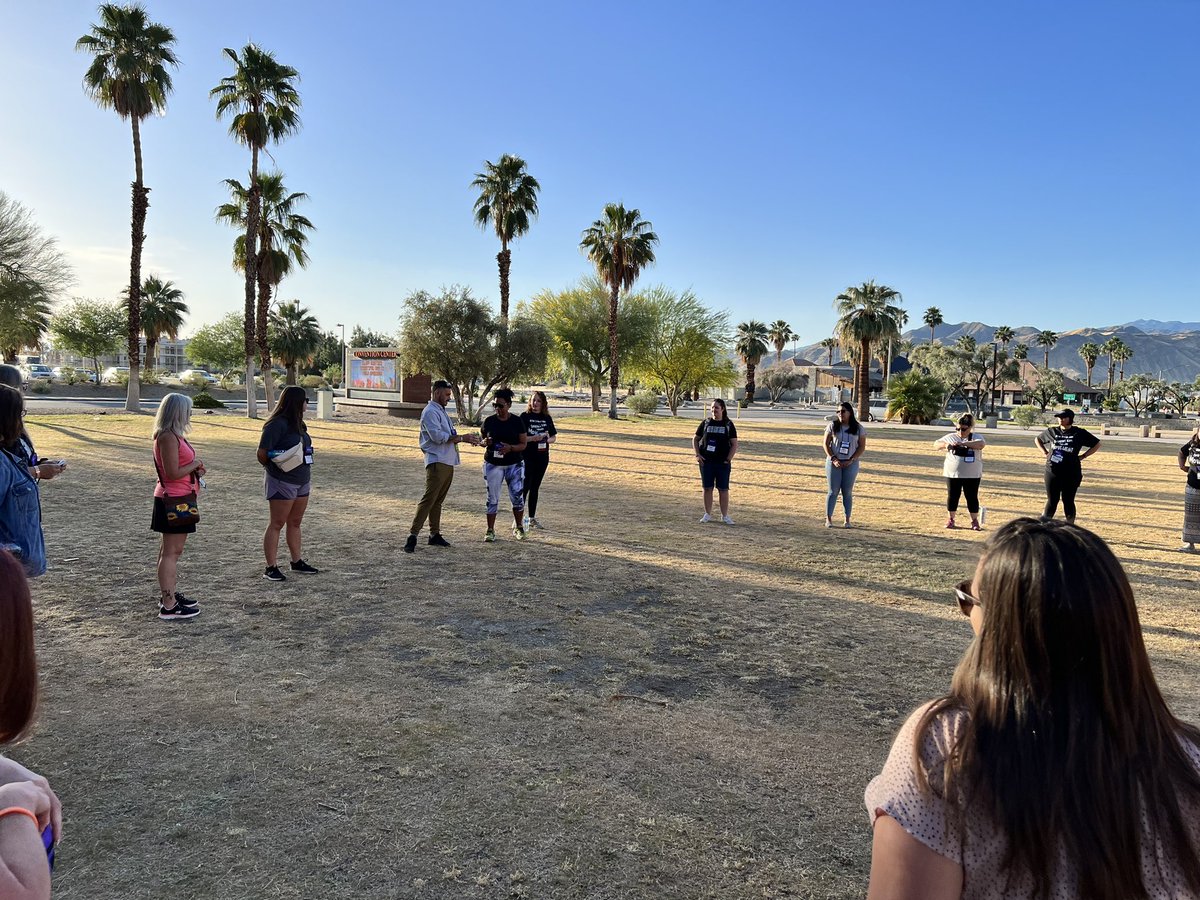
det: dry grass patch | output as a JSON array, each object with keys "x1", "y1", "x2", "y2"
[{"x1": 12, "y1": 411, "x2": 1200, "y2": 898}]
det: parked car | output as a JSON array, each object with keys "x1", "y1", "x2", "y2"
[
  {"x1": 101, "y1": 366, "x2": 130, "y2": 384},
  {"x1": 178, "y1": 368, "x2": 218, "y2": 384},
  {"x1": 22, "y1": 364, "x2": 53, "y2": 382}
]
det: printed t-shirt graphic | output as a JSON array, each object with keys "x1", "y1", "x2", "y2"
[
  {"x1": 482, "y1": 414, "x2": 525, "y2": 466},
  {"x1": 1039, "y1": 426, "x2": 1098, "y2": 472},
  {"x1": 520, "y1": 412, "x2": 557, "y2": 459},
  {"x1": 695, "y1": 419, "x2": 737, "y2": 463},
  {"x1": 1184, "y1": 441, "x2": 1200, "y2": 489}
]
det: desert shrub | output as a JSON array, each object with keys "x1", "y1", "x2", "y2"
[
  {"x1": 192, "y1": 390, "x2": 225, "y2": 409},
  {"x1": 218, "y1": 373, "x2": 239, "y2": 391},
  {"x1": 885, "y1": 371, "x2": 943, "y2": 424},
  {"x1": 626, "y1": 392, "x2": 659, "y2": 416},
  {"x1": 300, "y1": 375, "x2": 325, "y2": 389},
  {"x1": 322, "y1": 364, "x2": 342, "y2": 387},
  {"x1": 112, "y1": 372, "x2": 130, "y2": 386},
  {"x1": 59, "y1": 367, "x2": 79, "y2": 386},
  {"x1": 141, "y1": 371, "x2": 160, "y2": 385},
  {"x1": 29, "y1": 380, "x2": 50, "y2": 394},
  {"x1": 1011, "y1": 405, "x2": 1044, "y2": 429}
]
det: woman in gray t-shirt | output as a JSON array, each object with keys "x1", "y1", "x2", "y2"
[{"x1": 823, "y1": 402, "x2": 867, "y2": 528}]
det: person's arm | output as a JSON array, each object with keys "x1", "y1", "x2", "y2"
[
  {"x1": 0, "y1": 759, "x2": 60, "y2": 844},
  {"x1": 0, "y1": 780, "x2": 57, "y2": 899},
  {"x1": 1180, "y1": 447, "x2": 1191, "y2": 473},
  {"x1": 511, "y1": 430, "x2": 528, "y2": 454},
  {"x1": 851, "y1": 435, "x2": 867, "y2": 461},
  {"x1": 1034, "y1": 434, "x2": 1049, "y2": 456},
  {"x1": 866, "y1": 814, "x2": 962, "y2": 900},
  {"x1": 157, "y1": 433, "x2": 202, "y2": 481},
  {"x1": 726, "y1": 438, "x2": 738, "y2": 462},
  {"x1": 823, "y1": 429, "x2": 835, "y2": 458},
  {"x1": 933, "y1": 436, "x2": 950, "y2": 450},
  {"x1": 962, "y1": 437, "x2": 986, "y2": 449},
  {"x1": 30, "y1": 462, "x2": 64, "y2": 482},
  {"x1": 543, "y1": 418, "x2": 558, "y2": 446},
  {"x1": 1078, "y1": 437, "x2": 1100, "y2": 460}
]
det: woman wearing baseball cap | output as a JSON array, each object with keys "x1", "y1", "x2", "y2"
[{"x1": 1034, "y1": 408, "x2": 1100, "y2": 524}]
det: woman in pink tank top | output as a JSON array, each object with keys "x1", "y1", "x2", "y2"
[{"x1": 150, "y1": 394, "x2": 205, "y2": 621}]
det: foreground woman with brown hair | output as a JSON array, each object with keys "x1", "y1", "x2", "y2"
[{"x1": 865, "y1": 518, "x2": 1200, "y2": 899}]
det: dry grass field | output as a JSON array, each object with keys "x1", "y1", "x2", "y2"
[{"x1": 11, "y1": 410, "x2": 1200, "y2": 898}]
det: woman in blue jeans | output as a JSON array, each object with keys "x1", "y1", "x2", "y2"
[{"x1": 823, "y1": 402, "x2": 867, "y2": 528}]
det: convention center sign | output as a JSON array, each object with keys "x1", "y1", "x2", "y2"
[
  {"x1": 341, "y1": 347, "x2": 430, "y2": 416},
  {"x1": 348, "y1": 347, "x2": 401, "y2": 393}
]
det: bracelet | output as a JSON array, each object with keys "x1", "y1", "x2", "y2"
[{"x1": 0, "y1": 807, "x2": 40, "y2": 829}]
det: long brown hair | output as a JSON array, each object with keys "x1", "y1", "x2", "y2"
[
  {"x1": 526, "y1": 390, "x2": 548, "y2": 414},
  {"x1": 266, "y1": 385, "x2": 308, "y2": 434},
  {"x1": 0, "y1": 551, "x2": 37, "y2": 744},
  {"x1": 918, "y1": 518, "x2": 1200, "y2": 898}
]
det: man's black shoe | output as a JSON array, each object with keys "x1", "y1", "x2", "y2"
[
  {"x1": 428, "y1": 534, "x2": 452, "y2": 547},
  {"x1": 403, "y1": 534, "x2": 417, "y2": 554}
]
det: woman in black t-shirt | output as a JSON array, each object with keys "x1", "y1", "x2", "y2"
[
  {"x1": 519, "y1": 391, "x2": 557, "y2": 529},
  {"x1": 1177, "y1": 426, "x2": 1200, "y2": 552},
  {"x1": 1034, "y1": 408, "x2": 1100, "y2": 524},
  {"x1": 692, "y1": 398, "x2": 738, "y2": 525},
  {"x1": 256, "y1": 386, "x2": 318, "y2": 581},
  {"x1": 479, "y1": 388, "x2": 528, "y2": 541}
]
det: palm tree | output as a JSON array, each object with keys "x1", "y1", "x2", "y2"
[
  {"x1": 1013, "y1": 342, "x2": 1029, "y2": 361},
  {"x1": 137, "y1": 275, "x2": 187, "y2": 373},
  {"x1": 1078, "y1": 341, "x2": 1101, "y2": 387},
  {"x1": 955, "y1": 334, "x2": 978, "y2": 354},
  {"x1": 1112, "y1": 340, "x2": 1134, "y2": 382},
  {"x1": 922, "y1": 306, "x2": 943, "y2": 344},
  {"x1": 269, "y1": 301, "x2": 321, "y2": 384},
  {"x1": 734, "y1": 321, "x2": 770, "y2": 403},
  {"x1": 766, "y1": 320, "x2": 796, "y2": 364},
  {"x1": 994, "y1": 325, "x2": 1015, "y2": 352},
  {"x1": 1101, "y1": 336, "x2": 1122, "y2": 395},
  {"x1": 0, "y1": 276, "x2": 52, "y2": 363},
  {"x1": 579, "y1": 203, "x2": 659, "y2": 419},
  {"x1": 835, "y1": 281, "x2": 905, "y2": 419},
  {"x1": 471, "y1": 155, "x2": 539, "y2": 332},
  {"x1": 210, "y1": 44, "x2": 301, "y2": 418},
  {"x1": 216, "y1": 171, "x2": 313, "y2": 398},
  {"x1": 1035, "y1": 329, "x2": 1059, "y2": 369},
  {"x1": 819, "y1": 336, "x2": 838, "y2": 364},
  {"x1": 76, "y1": 4, "x2": 179, "y2": 413}
]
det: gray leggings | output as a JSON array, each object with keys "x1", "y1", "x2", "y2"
[{"x1": 825, "y1": 458, "x2": 860, "y2": 519}]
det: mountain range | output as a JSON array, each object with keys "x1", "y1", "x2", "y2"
[{"x1": 791, "y1": 321, "x2": 1200, "y2": 384}]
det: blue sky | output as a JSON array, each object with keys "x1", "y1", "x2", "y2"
[{"x1": 3, "y1": 1, "x2": 1197, "y2": 344}]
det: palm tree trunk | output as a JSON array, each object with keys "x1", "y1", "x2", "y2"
[
  {"x1": 858, "y1": 339, "x2": 871, "y2": 419},
  {"x1": 126, "y1": 116, "x2": 146, "y2": 414},
  {"x1": 145, "y1": 337, "x2": 157, "y2": 375},
  {"x1": 257, "y1": 271, "x2": 275, "y2": 409},
  {"x1": 1086, "y1": 364, "x2": 1092, "y2": 388},
  {"x1": 286, "y1": 363, "x2": 297, "y2": 386},
  {"x1": 607, "y1": 282, "x2": 620, "y2": 420},
  {"x1": 1044, "y1": 349, "x2": 1050, "y2": 369},
  {"x1": 744, "y1": 362, "x2": 756, "y2": 403},
  {"x1": 929, "y1": 326, "x2": 935, "y2": 345},
  {"x1": 243, "y1": 147, "x2": 261, "y2": 419},
  {"x1": 497, "y1": 246, "x2": 511, "y2": 332}
]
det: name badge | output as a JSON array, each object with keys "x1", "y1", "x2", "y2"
[
  {"x1": 706, "y1": 440, "x2": 717, "y2": 453},
  {"x1": 1049, "y1": 450, "x2": 1063, "y2": 464},
  {"x1": 839, "y1": 437, "x2": 851, "y2": 457},
  {"x1": 539, "y1": 442, "x2": 548, "y2": 451},
  {"x1": 304, "y1": 452, "x2": 314, "y2": 465},
  {"x1": 964, "y1": 451, "x2": 975, "y2": 464}
]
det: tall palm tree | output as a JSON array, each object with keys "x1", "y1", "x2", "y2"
[
  {"x1": 1112, "y1": 340, "x2": 1134, "y2": 382},
  {"x1": 767, "y1": 320, "x2": 796, "y2": 364},
  {"x1": 211, "y1": 44, "x2": 301, "y2": 418},
  {"x1": 76, "y1": 3, "x2": 178, "y2": 413},
  {"x1": 993, "y1": 325, "x2": 1015, "y2": 352},
  {"x1": 471, "y1": 154, "x2": 539, "y2": 332},
  {"x1": 922, "y1": 306, "x2": 943, "y2": 344},
  {"x1": 579, "y1": 203, "x2": 659, "y2": 419},
  {"x1": 1101, "y1": 336, "x2": 1122, "y2": 394},
  {"x1": 1013, "y1": 342, "x2": 1029, "y2": 361},
  {"x1": 819, "y1": 336, "x2": 838, "y2": 364},
  {"x1": 1035, "y1": 329, "x2": 1059, "y2": 369},
  {"x1": 1078, "y1": 341, "x2": 1101, "y2": 387},
  {"x1": 734, "y1": 321, "x2": 770, "y2": 402},
  {"x1": 137, "y1": 275, "x2": 187, "y2": 373},
  {"x1": 835, "y1": 281, "x2": 905, "y2": 419},
  {"x1": 216, "y1": 171, "x2": 313, "y2": 396},
  {"x1": 269, "y1": 301, "x2": 321, "y2": 384}
]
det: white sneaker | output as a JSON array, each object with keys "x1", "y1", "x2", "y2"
[
  {"x1": 722, "y1": 515, "x2": 735, "y2": 525},
  {"x1": 699, "y1": 513, "x2": 713, "y2": 523}
]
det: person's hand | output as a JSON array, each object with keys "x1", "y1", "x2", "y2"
[
  {"x1": 0, "y1": 759, "x2": 62, "y2": 843},
  {"x1": 34, "y1": 462, "x2": 64, "y2": 481},
  {"x1": 194, "y1": 462, "x2": 207, "y2": 477},
  {"x1": 695, "y1": 454, "x2": 704, "y2": 464}
]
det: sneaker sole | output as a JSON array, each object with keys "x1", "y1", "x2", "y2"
[
  {"x1": 158, "y1": 609, "x2": 200, "y2": 620},
  {"x1": 263, "y1": 574, "x2": 287, "y2": 582},
  {"x1": 290, "y1": 570, "x2": 319, "y2": 575}
]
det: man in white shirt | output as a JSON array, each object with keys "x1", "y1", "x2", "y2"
[{"x1": 404, "y1": 380, "x2": 478, "y2": 552}]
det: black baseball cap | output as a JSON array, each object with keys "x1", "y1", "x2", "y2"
[
  {"x1": 432, "y1": 379, "x2": 452, "y2": 390},
  {"x1": 1053, "y1": 408, "x2": 1075, "y2": 419}
]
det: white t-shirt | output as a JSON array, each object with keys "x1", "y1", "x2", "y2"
[{"x1": 938, "y1": 432, "x2": 985, "y2": 479}]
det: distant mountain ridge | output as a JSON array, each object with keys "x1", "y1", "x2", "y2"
[{"x1": 789, "y1": 322, "x2": 1200, "y2": 384}]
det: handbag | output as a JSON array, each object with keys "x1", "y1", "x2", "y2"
[
  {"x1": 153, "y1": 458, "x2": 200, "y2": 529},
  {"x1": 269, "y1": 441, "x2": 305, "y2": 473}
]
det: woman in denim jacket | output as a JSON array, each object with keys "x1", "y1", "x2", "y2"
[{"x1": 0, "y1": 386, "x2": 46, "y2": 576}]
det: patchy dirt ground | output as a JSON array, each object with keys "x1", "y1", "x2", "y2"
[{"x1": 11, "y1": 410, "x2": 1199, "y2": 898}]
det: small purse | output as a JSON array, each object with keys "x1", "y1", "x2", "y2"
[
  {"x1": 154, "y1": 458, "x2": 200, "y2": 529},
  {"x1": 269, "y1": 441, "x2": 305, "y2": 473}
]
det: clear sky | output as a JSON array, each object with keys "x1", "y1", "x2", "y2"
[{"x1": 3, "y1": 1, "x2": 1197, "y2": 343}]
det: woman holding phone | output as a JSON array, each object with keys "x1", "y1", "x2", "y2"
[{"x1": 933, "y1": 414, "x2": 986, "y2": 530}]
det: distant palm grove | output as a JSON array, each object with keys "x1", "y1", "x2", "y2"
[{"x1": 0, "y1": 3, "x2": 1195, "y2": 423}]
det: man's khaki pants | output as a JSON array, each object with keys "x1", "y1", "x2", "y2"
[{"x1": 410, "y1": 462, "x2": 455, "y2": 536}]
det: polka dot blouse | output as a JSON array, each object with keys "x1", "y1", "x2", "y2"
[{"x1": 864, "y1": 703, "x2": 1200, "y2": 899}]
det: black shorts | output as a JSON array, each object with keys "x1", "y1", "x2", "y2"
[{"x1": 151, "y1": 495, "x2": 198, "y2": 534}]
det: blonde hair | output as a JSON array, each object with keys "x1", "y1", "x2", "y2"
[{"x1": 153, "y1": 392, "x2": 193, "y2": 438}]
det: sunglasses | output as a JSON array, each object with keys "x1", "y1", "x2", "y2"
[
  {"x1": 954, "y1": 580, "x2": 982, "y2": 617},
  {"x1": 492, "y1": 400, "x2": 509, "y2": 408}
]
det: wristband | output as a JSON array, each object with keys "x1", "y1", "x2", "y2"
[{"x1": 0, "y1": 807, "x2": 40, "y2": 829}]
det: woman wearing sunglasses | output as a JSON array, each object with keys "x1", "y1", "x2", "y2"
[
  {"x1": 865, "y1": 518, "x2": 1200, "y2": 899},
  {"x1": 933, "y1": 414, "x2": 986, "y2": 530}
]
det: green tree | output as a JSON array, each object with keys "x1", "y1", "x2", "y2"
[
  {"x1": 635, "y1": 286, "x2": 737, "y2": 415},
  {"x1": 269, "y1": 301, "x2": 321, "y2": 384},
  {"x1": 767, "y1": 319, "x2": 796, "y2": 364},
  {"x1": 216, "y1": 170, "x2": 313, "y2": 403},
  {"x1": 885, "y1": 371, "x2": 944, "y2": 424},
  {"x1": 1101, "y1": 336, "x2": 1123, "y2": 395},
  {"x1": 1013, "y1": 342, "x2": 1029, "y2": 361},
  {"x1": 922, "y1": 306, "x2": 943, "y2": 344},
  {"x1": 993, "y1": 325, "x2": 1015, "y2": 351},
  {"x1": 734, "y1": 320, "x2": 770, "y2": 403},
  {"x1": 909, "y1": 342, "x2": 973, "y2": 416},
  {"x1": 760, "y1": 365, "x2": 805, "y2": 404},
  {"x1": 1024, "y1": 366, "x2": 1064, "y2": 411},
  {"x1": 211, "y1": 43, "x2": 301, "y2": 418},
  {"x1": 1112, "y1": 340, "x2": 1134, "y2": 381},
  {"x1": 470, "y1": 154, "x2": 539, "y2": 331},
  {"x1": 579, "y1": 203, "x2": 659, "y2": 419},
  {"x1": 185, "y1": 312, "x2": 246, "y2": 374},
  {"x1": 1035, "y1": 329, "x2": 1059, "y2": 369},
  {"x1": 1158, "y1": 381, "x2": 1193, "y2": 417},
  {"x1": 350, "y1": 326, "x2": 394, "y2": 347},
  {"x1": 1114, "y1": 373, "x2": 1161, "y2": 416},
  {"x1": 50, "y1": 299, "x2": 126, "y2": 385},
  {"x1": 835, "y1": 281, "x2": 905, "y2": 419},
  {"x1": 1077, "y1": 341, "x2": 1101, "y2": 388},
  {"x1": 0, "y1": 192, "x2": 73, "y2": 299},
  {"x1": 526, "y1": 277, "x2": 653, "y2": 412},
  {"x1": 308, "y1": 330, "x2": 342, "y2": 375},
  {"x1": 819, "y1": 336, "x2": 838, "y2": 364},
  {"x1": 77, "y1": 3, "x2": 179, "y2": 413},
  {"x1": 0, "y1": 278, "x2": 52, "y2": 363},
  {"x1": 129, "y1": 275, "x2": 187, "y2": 373}
]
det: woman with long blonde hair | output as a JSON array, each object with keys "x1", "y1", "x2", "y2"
[{"x1": 151, "y1": 393, "x2": 204, "y2": 620}]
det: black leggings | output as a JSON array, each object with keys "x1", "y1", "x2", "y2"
[
  {"x1": 946, "y1": 478, "x2": 981, "y2": 514},
  {"x1": 1043, "y1": 470, "x2": 1082, "y2": 519},
  {"x1": 522, "y1": 454, "x2": 550, "y2": 518}
]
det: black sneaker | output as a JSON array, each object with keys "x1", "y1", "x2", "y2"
[
  {"x1": 174, "y1": 592, "x2": 199, "y2": 610},
  {"x1": 428, "y1": 534, "x2": 451, "y2": 548},
  {"x1": 290, "y1": 559, "x2": 319, "y2": 574},
  {"x1": 403, "y1": 534, "x2": 417, "y2": 554},
  {"x1": 263, "y1": 566, "x2": 287, "y2": 582},
  {"x1": 158, "y1": 603, "x2": 199, "y2": 621}
]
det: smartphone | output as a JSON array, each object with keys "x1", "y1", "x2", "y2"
[
  {"x1": 41, "y1": 824, "x2": 54, "y2": 870},
  {"x1": 197, "y1": 476, "x2": 207, "y2": 490}
]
